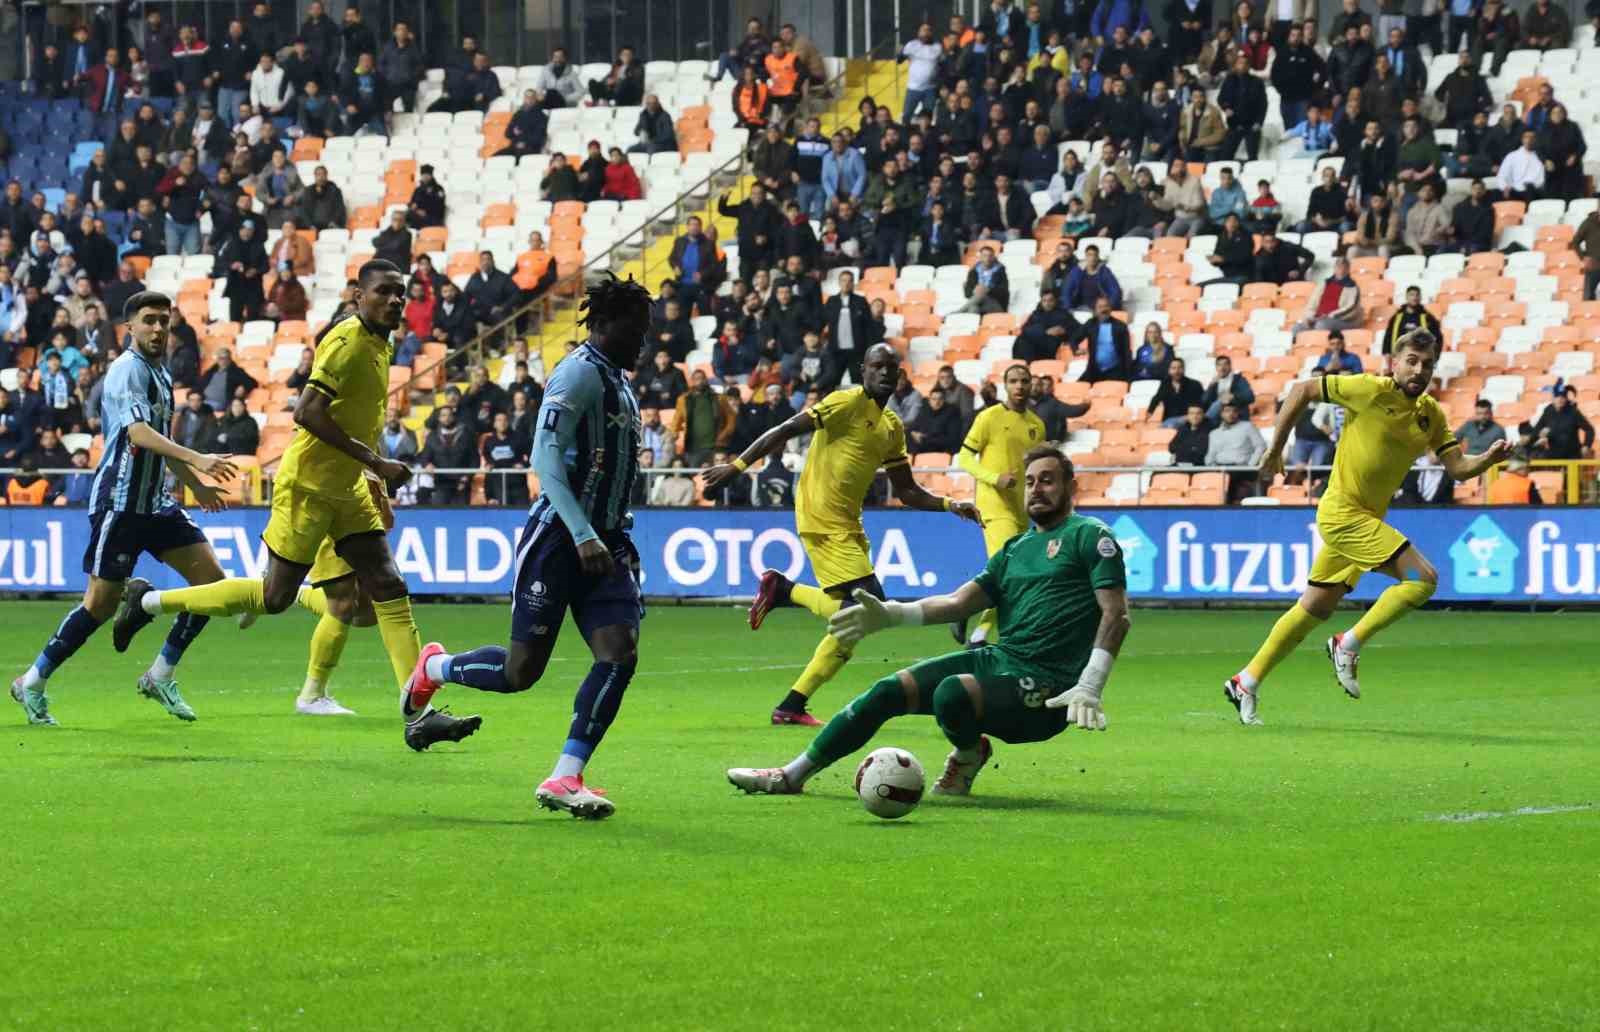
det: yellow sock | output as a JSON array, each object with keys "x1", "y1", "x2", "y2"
[
  {"x1": 1243, "y1": 603, "x2": 1324, "y2": 685},
  {"x1": 790, "y1": 584, "x2": 841, "y2": 620},
  {"x1": 300, "y1": 613, "x2": 350, "y2": 701},
  {"x1": 1350, "y1": 579, "x2": 1435, "y2": 645},
  {"x1": 791, "y1": 633, "x2": 851, "y2": 700},
  {"x1": 371, "y1": 596, "x2": 421, "y2": 695},
  {"x1": 971, "y1": 607, "x2": 1000, "y2": 645},
  {"x1": 156, "y1": 578, "x2": 264, "y2": 617},
  {"x1": 297, "y1": 586, "x2": 328, "y2": 618}
]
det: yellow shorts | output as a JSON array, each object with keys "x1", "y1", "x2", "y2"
[
  {"x1": 1309, "y1": 508, "x2": 1409, "y2": 590},
  {"x1": 262, "y1": 484, "x2": 385, "y2": 569},
  {"x1": 980, "y1": 511, "x2": 1027, "y2": 557},
  {"x1": 308, "y1": 536, "x2": 354, "y2": 586},
  {"x1": 801, "y1": 531, "x2": 875, "y2": 591}
]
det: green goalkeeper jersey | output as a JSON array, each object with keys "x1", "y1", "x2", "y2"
[{"x1": 972, "y1": 512, "x2": 1127, "y2": 681}]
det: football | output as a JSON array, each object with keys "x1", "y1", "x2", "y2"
[{"x1": 854, "y1": 747, "x2": 926, "y2": 819}]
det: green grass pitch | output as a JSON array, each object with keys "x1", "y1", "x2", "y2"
[{"x1": 4, "y1": 601, "x2": 1598, "y2": 1030}]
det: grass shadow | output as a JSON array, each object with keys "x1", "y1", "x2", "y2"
[{"x1": 1270, "y1": 725, "x2": 1570, "y2": 748}]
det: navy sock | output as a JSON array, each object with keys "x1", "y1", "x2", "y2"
[
  {"x1": 34, "y1": 605, "x2": 105, "y2": 680},
  {"x1": 562, "y1": 661, "x2": 634, "y2": 761},
  {"x1": 446, "y1": 646, "x2": 516, "y2": 693},
  {"x1": 159, "y1": 613, "x2": 211, "y2": 668}
]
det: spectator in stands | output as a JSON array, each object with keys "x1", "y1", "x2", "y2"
[
  {"x1": 765, "y1": 39, "x2": 805, "y2": 118},
  {"x1": 639, "y1": 350, "x2": 689, "y2": 411},
  {"x1": 636, "y1": 409, "x2": 675, "y2": 467},
  {"x1": 1152, "y1": 159, "x2": 1205, "y2": 239},
  {"x1": 1572, "y1": 206, "x2": 1600, "y2": 300},
  {"x1": 1269, "y1": 25, "x2": 1324, "y2": 127},
  {"x1": 900, "y1": 23, "x2": 944, "y2": 123},
  {"x1": 1244, "y1": 179, "x2": 1283, "y2": 235},
  {"x1": 881, "y1": 368, "x2": 922, "y2": 429},
  {"x1": 712, "y1": 321, "x2": 760, "y2": 385},
  {"x1": 1206, "y1": 400, "x2": 1266, "y2": 501},
  {"x1": 1498, "y1": 129, "x2": 1546, "y2": 202},
  {"x1": 298, "y1": 166, "x2": 347, "y2": 232},
  {"x1": 378, "y1": 408, "x2": 419, "y2": 470},
  {"x1": 719, "y1": 185, "x2": 783, "y2": 286},
  {"x1": 124, "y1": 199, "x2": 167, "y2": 259},
  {"x1": 407, "y1": 165, "x2": 446, "y2": 229},
  {"x1": 1349, "y1": 192, "x2": 1401, "y2": 258},
  {"x1": 600, "y1": 147, "x2": 644, "y2": 202},
  {"x1": 418, "y1": 405, "x2": 474, "y2": 504},
  {"x1": 589, "y1": 46, "x2": 645, "y2": 107},
  {"x1": 115, "y1": 145, "x2": 168, "y2": 213},
  {"x1": 1532, "y1": 387, "x2": 1595, "y2": 459},
  {"x1": 574, "y1": 141, "x2": 609, "y2": 203},
  {"x1": 198, "y1": 347, "x2": 260, "y2": 411},
  {"x1": 767, "y1": 283, "x2": 814, "y2": 360},
  {"x1": 901, "y1": 385, "x2": 962, "y2": 456},
  {"x1": 1203, "y1": 165, "x2": 1248, "y2": 231},
  {"x1": 676, "y1": 370, "x2": 737, "y2": 465},
  {"x1": 34, "y1": 42, "x2": 70, "y2": 99},
  {"x1": 479, "y1": 410, "x2": 531, "y2": 507},
  {"x1": 286, "y1": 347, "x2": 315, "y2": 390},
  {"x1": 1202, "y1": 355, "x2": 1255, "y2": 424},
  {"x1": 58, "y1": 448, "x2": 93, "y2": 505},
  {"x1": 267, "y1": 263, "x2": 309, "y2": 322},
  {"x1": 820, "y1": 133, "x2": 868, "y2": 211},
  {"x1": 733, "y1": 383, "x2": 794, "y2": 453},
  {"x1": 1133, "y1": 322, "x2": 1175, "y2": 381},
  {"x1": 215, "y1": 396, "x2": 261, "y2": 456},
  {"x1": 538, "y1": 152, "x2": 582, "y2": 205},
  {"x1": 250, "y1": 51, "x2": 292, "y2": 119},
  {"x1": 536, "y1": 47, "x2": 584, "y2": 108},
  {"x1": 215, "y1": 218, "x2": 268, "y2": 321},
  {"x1": 249, "y1": 151, "x2": 304, "y2": 230},
  {"x1": 668, "y1": 217, "x2": 719, "y2": 315},
  {"x1": 1382, "y1": 287, "x2": 1443, "y2": 354},
  {"x1": 210, "y1": 20, "x2": 255, "y2": 124},
  {"x1": 1483, "y1": 455, "x2": 1539, "y2": 504},
  {"x1": 397, "y1": 282, "x2": 433, "y2": 363},
  {"x1": 960, "y1": 246, "x2": 1010, "y2": 317},
  {"x1": 103, "y1": 261, "x2": 144, "y2": 325},
  {"x1": 1170, "y1": 404, "x2": 1212, "y2": 464},
  {"x1": 1284, "y1": 105, "x2": 1335, "y2": 159},
  {"x1": 753, "y1": 125, "x2": 797, "y2": 201},
  {"x1": 172, "y1": 391, "x2": 218, "y2": 452},
  {"x1": 1433, "y1": 51, "x2": 1493, "y2": 132},
  {"x1": 1457, "y1": 399, "x2": 1507, "y2": 455},
  {"x1": 1063, "y1": 244, "x2": 1122, "y2": 310},
  {"x1": 647, "y1": 300, "x2": 697, "y2": 365},
  {"x1": 628, "y1": 94, "x2": 678, "y2": 157},
  {"x1": 85, "y1": 47, "x2": 129, "y2": 116},
  {"x1": 733, "y1": 65, "x2": 772, "y2": 133},
  {"x1": 1205, "y1": 212, "x2": 1256, "y2": 285},
  {"x1": 5, "y1": 456, "x2": 52, "y2": 506},
  {"x1": 339, "y1": 51, "x2": 384, "y2": 134},
  {"x1": 60, "y1": 274, "x2": 97, "y2": 330},
  {"x1": 1031, "y1": 374, "x2": 1084, "y2": 442},
  {"x1": 371, "y1": 210, "x2": 413, "y2": 270},
  {"x1": 338, "y1": 5, "x2": 380, "y2": 79},
  {"x1": 376, "y1": 21, "x2": 425, "y2": 118},
  {"x1": 775, "y1": 203, "x2": 819, "y2": 274},
  {"x1": 1080, "y1": 297, "x2": 1134, "y2": 383},
  {"x1": 281, "y1": 36, "x2": 321, "y2": 98},
  {"x1": 1346, "y1": 118, "x2": 1398, "y2": 201},
  {"x1": 1253, "y1": 227, "x2": 1314, "y2": 286},
  {"x1": 1522, "y1": 0, "x2": 1571, "y2": 49},
  {"x1": 1287, "y1": 381, "x2": 1337, "y2": 480},
  {"x1": 1015, "y1": 289, "x2": 1079, "y2": 362},
  {"x1": 1538, "y1": 105, "x2": 1588, "y2": 201},
  {"x1": 650, "y1": 458, "x2": 696, "y2": 505},
  {"x1": 1313, "y1": 328, "x2": 1366, "y2": 373},
  {"x1": 268, "y1": 217, "x2": 315, "y2": 276},
  {"x1": 1147, "y1": 357, "x2": 1205, "y2": 428},
  {"x1": 464, "y1": 252, "x2": 519, "y2": 329},
  {"x1": 1296, "y1": 166, "x2": 1352, "y2": 235},
  {"x1": 493, "y1": 90, "x2": 549, "y2": 159},
  {"x1": 784, "y1": 332, "x2": 843, "y2": 405},
  {"x1": 1219, "y1": 53, "x2": 1268, "y2": 160},
  {"x1": 708, "y1": 17, "x2": 770, "y2": 83},
  {"x1": 1402, "y1": 184, "x2": 1451, "y2": 256}
]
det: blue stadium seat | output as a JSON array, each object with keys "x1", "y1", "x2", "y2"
[{"x1": 42, "y1": 188, "x2": 67, "y2": 211}]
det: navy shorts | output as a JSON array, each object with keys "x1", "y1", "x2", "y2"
[
  {"x1": 510, "y1": 516, "x2": 644, "y2": 644},
  {"x1": 83, "y1": 506, "x2": 208, "y2": 581}
]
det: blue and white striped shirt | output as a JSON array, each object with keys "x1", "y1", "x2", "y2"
[
  {"x1": 91, "y1": 349, "x2": 176, "y2": 515},
  {"x1": 529, "y1": 341, "x2": 642, "y2": 545}
]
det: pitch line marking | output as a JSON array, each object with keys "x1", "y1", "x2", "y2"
[{"x1": 1426, "y1": 803, "x2": 1596, "y2": 823}]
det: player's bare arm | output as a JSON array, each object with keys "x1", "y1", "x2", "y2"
[
  {"x1": 886, "y1": 462, "x2": 983, "y2": 524},
  {"x1": 1440, "y1": 438, "x2": 1511, "y2": 480},
  {"x1": 167, "y1": 460, "x2": 231, "y2": 513},
  {"x1": 1045, "y1": 585, "x2": 1130, "y2": 730},
  {"x1": 294, "y1": 385, "x2": 411, "y2": 488},
  {"x1": 702, "y1": 409, "x2": 817, "y2": 489},
  {"x1": 126, "y1": 420, "x2": 239, "y2": 482},
  {"x1": 1259, "y1": 377, "x2": 1320, "y2": 479}
]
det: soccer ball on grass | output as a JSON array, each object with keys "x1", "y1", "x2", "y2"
[{"x1": 854, "y1": 747, "x2": 925, "y2": 820}]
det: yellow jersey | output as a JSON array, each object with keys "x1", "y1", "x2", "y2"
[
  {"x1": 275, "y1": 315, "x2": 393, "y2": 499},
  {"x1": 796, "y1": 387, "x2": 909, "y2": 535},
  {"x1": 1319, "y1": 373, "x2": 1458, "y2": 520},
  {"x1": 959, "y1": 403, "x2": 1045, "y2": 521}
]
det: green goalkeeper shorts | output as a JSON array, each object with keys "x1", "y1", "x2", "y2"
[{"x1": 903, "y1": 647, "x2": 1074, "y2": 745}]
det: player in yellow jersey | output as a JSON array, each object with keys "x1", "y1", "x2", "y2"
[
  {"x1": 704, "y1": 343, "x2": 982, "y2": 725},
  {"x1": 111, "y1": 260, "x2": 482, "y2": 750},
  {"x1": 1224, "y1": 329, "x2": 1509, "y2": 725},
  {"x1": 955, "y1": 363, "x2": 1045, "y2": 646}
]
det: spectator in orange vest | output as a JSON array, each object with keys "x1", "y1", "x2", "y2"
[
  {"x1": 1486, "y1": 456, "x2": 1542, "y2": 504},
  {"x1": 6, "y1": 456, "x2": 51, "y2": 505},
  {"x1": 764, "y1": 40, "x2": 804, "y2": 117},
  {"x1": 513, "y1": 230, "x2": 559, "y2": 308},
  {"x1": 733, "y1": 66, "x2": 770, "y2": 130}
]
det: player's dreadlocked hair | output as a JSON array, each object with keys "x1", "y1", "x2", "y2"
[{"x1": 578, "y1": 272, "x2": 653, "y2": 333}]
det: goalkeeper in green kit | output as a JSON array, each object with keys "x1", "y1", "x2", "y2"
[{"x1": 727, "y1": 445, "x2": 1132, "y2": 798}]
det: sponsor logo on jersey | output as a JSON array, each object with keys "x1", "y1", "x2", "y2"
[
  {"x1": 1046, "y1": 538, "x2": 1061, "y2": 559},
  {"x1": 1096, "y1": 535, "x2": 1118, "y2": 558}
]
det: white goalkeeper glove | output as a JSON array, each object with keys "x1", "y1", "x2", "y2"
[
  {"x1": 1045, "y1": 648, "x2": 1113, "y2": 731},
  {"x1": 827, "y1": 589, "x2": 923, "y2": 648}
]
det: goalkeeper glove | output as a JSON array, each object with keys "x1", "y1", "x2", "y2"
[
  {"x1": 1045, "y1": 648, "x2": 1113, "y2": 730},
  {"x1": 827, "y1": 589, "x2": 923, "y2": 648}
]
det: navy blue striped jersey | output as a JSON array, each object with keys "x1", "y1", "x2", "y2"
[
  {"x1": 528, "y1": 341, "x2": 642, "y2": 543},
  {"x1": 90, "y1": 349, "x2": 176, "y2": 515}
]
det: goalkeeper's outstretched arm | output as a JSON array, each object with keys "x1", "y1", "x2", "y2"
[
  {"x1": 1044, "y1": 586, "x2": 1130, "y2": 731},
  {"x1": 827, "y1": 581, "x2": 994, "y2": 647}
]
